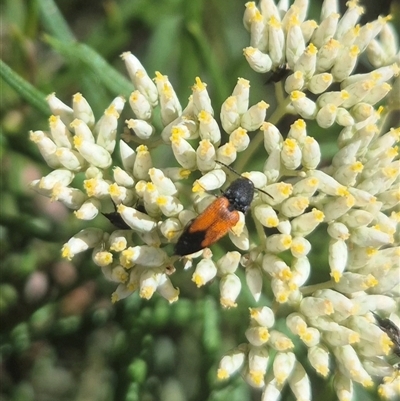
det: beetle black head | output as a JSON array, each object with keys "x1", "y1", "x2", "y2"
[{"x1": 223, "y1": 177, "x2": 254, "y2": 214}]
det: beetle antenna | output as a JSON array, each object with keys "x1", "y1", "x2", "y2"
[{"x1": 215, "y1": 160, "x2": 273, "y2": 199}]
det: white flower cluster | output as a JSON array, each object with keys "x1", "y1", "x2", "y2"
[{"x1": 28, "y1": 0, "x2": 399, "y2": 400}]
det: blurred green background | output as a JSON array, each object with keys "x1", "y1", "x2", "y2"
[{"x1": 1, "y1": 0, "x2": 398, "y2": 400}]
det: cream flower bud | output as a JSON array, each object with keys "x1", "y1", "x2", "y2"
[
  {"x1": 332, "y1": 45, "x2": 360, "y2": 82},
  {"x1": 290, "y1": 256, "x2": 311, "y2": 288},
  {"x1": 133, "y1": 144, "x2": 152, "y2": 180},
  {"x1": 312, "y1": 12, "x2": 339, "y2": 48},
  {"x1": 352, "y1": 294, "x2": 397, "y2": 315},
  {"x1": 121, "y1": 52, "x2": 158, "y2": 106},
  {"x1": 217, "y1": 345, "x2": 246, "y2": 380},
  {"x1": 245, "y1": 264, "x2": 263, "y2": 301},
  {"x1": 157, "y1": 274, "x2": 179, "y2": 303},
  {"x1": 159, "y1": 217, "x2": 182, "y2": 242},
  {"x1": 139, "y1": 267, "x2": 163, "y2": 299},
  {"x1": 192, "y1": 169, "x2": 226, "y2": 193},
  {"x1": 334, "y1": 345, "x2": 373, "y2": 386},
  {"x1": 311, "y1": 170, "x2": 348, "y2": 196},
  {"x1": 333, "y1": 272, "x2": 378, "y2": 293},
  {"x1": 250, "y1": 306, "x2": 275, "y2": 327},
  {"x1": 291, "y1": 208, "x2": 324, "y2": 236},
  {"x1": 308, "y1": 345, "x2": 330, "y2": 377},
  {"x1": 261, "y1": 122, "x2": 283, "y2": 153},
  {"x1": 113, "y1": 167, "x2": 134, "y2": 188},
  {"x1": 228, "y1": 128, "x2": 250, "y2": 152},
  {"x1": 241, "y1": 101, "x2": 269, "y2": 132},
  {"x1": 70, "y1": 118, "x2": 94, "y2": 142},
  {"x1": 269, "y1": 330, "x2": 295, "y2": 351},
  {"x1": 73, "y1": 136, "x2": 112, "y2": 169},
  {"x1": 317, "y1": 90, "x2": 349, "y2": 108},
  {"x1": 266, "y1": 234, "x2": 292, "y2": 253},
  {"x1": 290, "y1": 91, "x2": 317, "y2": 119},
  {"x1": 336, "y1": 1, "x2": 364, "y2": 38},
  {"x1": 336, "y1": 107, "x2": 355, "y2": 126},
  {"x1": 220, "y1": 273, "x2": 241, "y2": 308},
  {"x1": 300, "y1": 20, "x2": 318, "y2": 43},
  {"x1": 39, "y1": 169, "x2": 74, "y2": 190},
  {"x1": 281, "y1": 196, "x2": 309, "y2": 218},
  {"x1": 351, "y1": 102, "x2": 374, "y2": 122},
  {"x1": 192, "y1": 77, "x2": 213, "y2": 116},
  {"x1": 268, "y1": 16, "x2": 285, "y2": 65},
  {"x1": 154, "y1": 71, "x2": 182, "y2": 125},
  {"x1": 281, "y1": 138, "x2": 302, "y2": 170},
  {"x1": 125, "y1": 118, "x2": 154, "y2": 140},
  {"x1": 228, "y1": 218, "x2": 249, "y2": 250},
  {"x1": 316, "y1": 104, "x2": 337, "y2": 128},
  {"x1": 308, "y1": 73, "x2": 333, "y2": 94},
  {"x1": 262, "y1": 253, "x2": 292, "y2": 281},
  {"x1": 30, "y1": 130, "x2": 59, "y2": 168},
  {"x1": 285, "y1": 71, "x2": 305, "y2": 93},
  {"x1": 263, "y1": 149, "x2": 281, "y2": 182},
  {"x1": 288, "y1": 362, "x2": 311, "y2": 401},
  {"x1": 119, "y1": 140, "x2": 136, "y2": 173},
  {"x1": 117, "y1": 204, "x2": 157, "y2": 233},
  {"x1": 96, "y1": 103, "x2": 120, "y2": 153},
  {"x1": 170, "y1": 132, "x2": 196, "y2": 170},
  {"x1": 129, "y1": 90, "x2": 152, "y2": 120},
  {"x1": 61, "y1": 228, "x2": 104, "y2": 260},
  {"x1": 157, "y1": 195, "x2": 183, "y2": 217},
  {"x1": 109, "y1": 183, "x2": 134, "y2": 205},
  {"x1": 302, "y1": 136, "x2": 321, "y2": 169},
  {"x1": 245, "y1": 326, "x2": 270, "y2": 346},
  {"x1": 56, "y1": 147, "x2": 85, "y2": 171},
  {"x1": 220, "y1": 96, "x2": 240, "y2": 134},
  {"x1": 323, "y1": 193, "x2": 355, "y2": 222},
  {"x1": 74, "y1": 198, "x2": 101, "y2": 220},
  {"x1": 300, "y1": 297, "x2": 334, "y2": 317},
  {"x1": 286, "y1": 312, "x2": 308, "y2": 336},
  {"x1": 72, "y1": 93, "x2": 95, "y2": 128},
  {"x1": 232, "y1": 77, "x2": 250, "y2": 114},
  {"x1": 149, "y1": 168, "x2": 177, "y2": 196},
  {"x1": 328, "y1": 222, "x2": 350, "y2": 240},
  {"x1": 273, "y1": 352, "x2": 295, "y2": 385},
  {"x1": 192, "y1": 259, "x2": 217, "y2": 287},
  {"x1": 216, "y1": 143, "x2": 237, "y2": 166},
  {"x1": 49, "y1": 115, "x2": 72, "y2": 148},
  {"x1": 351, "y1": 226, "x2": 393, "y2": 247},
  {"x1": 83, "y1": 178, "x2": 109, "y2": 198},
  {"x1": 216, "y1": 251, "x2": 241, "y2": 275},
  {"x1": 51, "y1": 184, "x2": 86, "y2": 209},
  {"x1": 294, "y1": 43, "x2": 317, "y2": 80},
  {"x1": 261, "y1": 378, "x2": 283, "y2": 401},
  {"x1": 102, "y1": 265, "x2": 128, "y2": 283},
  {"x1": 47, "y1": 92, "x2": 74, "y2": 126},
  {"x1": 111, "y1": 282, "x2": 135, "y2": 303},
  {"x1": 254, "y1": 204, "x2": 279, "y2": 228},
  {"x1": 290, "y1": 237, "x2": 311, "y2": 258},
  {"x1": 362, "y1": 82, "x2": 392, "y2": 105},
  {"x1": 93, "y1": 249, "x2": 113, "y2": 268},
  {"x1": 243, "y1": 2, "x2": 257, "y2": 31},
  {"x1": 250, "y1": 10, "x2": 268, "y2": 52},
  {"x1": 292, "y1": 177, "x2": 319, "y2": 197},
  {"x1": 243, "y1": 47, "x2": 273, "y2": 73},
  {"x1": 108, "y1": 230, "x2": 129, "y2": 252},
  {"x1": 316, "y1": 38, "x2": 340, "y2": 72},
  {"x1": 286, "y1": 18, "x2": 305, "y2": 68},
  {"x1": 121, "y1": 246, "x2": 167, "y2": 268},
  {"x1": 198, "y1": 110, "x2": 221, "y2": 145},
  {"x1": 248, "y1": 347, "x2": 269, "y2": 388}
]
